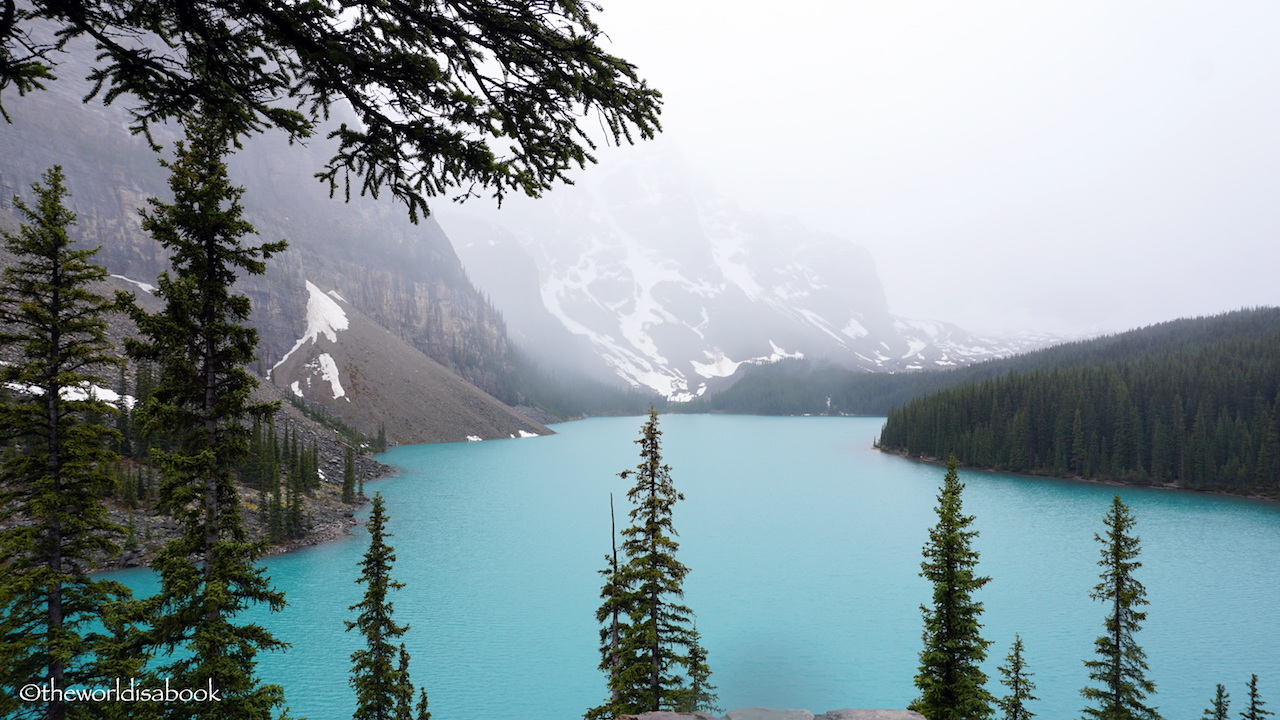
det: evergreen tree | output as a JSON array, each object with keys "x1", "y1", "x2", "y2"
[
  {"x1": 1204, "y1": 685, "x2": 1231, "y2": 720},
  {"x1": 343, "y1": 445, "x2": 357, "y2": 503},
  {"x1": 1242, "y1": 675, "x2": 1273, "y2": 720},
  {"x1": 414, "y1": 689, "x2": 431, "y2": 720},
  {"x1": 0, "y1": 166, "x2": 133, "y2": 720},
  {"x1": 123, "y1": 119, "x2": 289, "y2": 719},
  {"x1": 347, "y1": 493, "x2": 426, "y2": 720},
  {"x1": 910, "y1": 456, "x2": 994, "y2": 720},
  {"x1": 393, "y1": 645, "x2": 415, "y2": 720},
  {"x1": 996, "y1": 635, "x2": 1037, "y2": 720},
  {"x1": 1080, "y1": 495, "x2": 1161, "y2": 720},
  {"x1": 676, "y1": 624, "x2": 722, "y2": 715},
  {"x1": 587, "y1": 408, "x2": 706, "y2": 717}
]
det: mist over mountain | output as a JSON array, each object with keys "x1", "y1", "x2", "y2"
[
  {"x1": 1, "y1": 34, "x2": 1069, "y2": 426},
  {"x1": 443, "y1": 146, "x2": 1061, "y2": 400}
]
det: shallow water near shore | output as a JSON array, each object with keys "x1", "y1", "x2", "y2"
[{"x1": 109, "y1": 415, "x2": 1280, "y2": 719}]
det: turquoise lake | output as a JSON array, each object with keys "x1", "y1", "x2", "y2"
[{"x1": 112, "y1": 415, "x2": 1280, "y2": 719}]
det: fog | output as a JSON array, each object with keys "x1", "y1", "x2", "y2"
[{"x1": 462, "y1": 1, "x2": 1280, "y2": 336}]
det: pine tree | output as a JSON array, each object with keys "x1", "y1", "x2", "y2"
[
  {"x1": 587, "y1": 408, "x2": 707, "y2": 717},
  {"x1": 910, "y1": 456, "x2": 994, "y2": 720},
  {"x1": 347, "y1": 493, "x2": 426, "y2": 720},
  {"x1": 0, "y1": 166, "x2": 133, "y2": 720},
  {"x1": 393, "y1": 644, "x2": 416, "y2": 719},
  {"x1": 996, "y1": 635, "x2": 1037, "y2": 720},
  {"x1": 1242, "y1": 675, "x2": 1273, "y2": 720},
  {"x1": 1204, "y1": 685, "x2": 1231, "y2": 720},
  {"x1": 415, "y1": 688, "x2": 431, "y2": 720},
  {"x1": 1080, "y1": 495, "x2": 1162, "y2": 720},
  {"x1": 123, "y1": 119, "x2": 289, "y2": 719},
  {"x1": 343, "y1": 445, "x2": 357, "y2": 503},
  {"x1": 677, "y1": 624, "x2": 722, "y2": 715}
]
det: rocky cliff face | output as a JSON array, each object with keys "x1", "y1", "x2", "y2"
[{"x1": 0, "y1": 35, "x2": 516, "y2": 402}]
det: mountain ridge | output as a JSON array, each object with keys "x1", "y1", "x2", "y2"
[{"x1": 444, "y1": 145, "x2": 1065, "y2": 400}]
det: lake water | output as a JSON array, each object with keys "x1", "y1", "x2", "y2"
[{"x1": 110, "y1": 415, "x2": 1280, "y2": 719}]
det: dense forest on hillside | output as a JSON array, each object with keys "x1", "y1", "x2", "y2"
[
  {"x1": 684, "y1": 308, "x2": 1280, "y2": 418},
  {"x1": 876, "y1": 308, "x2": 1280, "y2": 495}
]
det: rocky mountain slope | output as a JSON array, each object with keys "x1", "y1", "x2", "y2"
[
  {"x1": 0, "y1": 28, "x2": 518, "y2": 405},
  {"x1": 443, "y1": 145, "x2": 1061, "y2": 401},
  {"x1": 270, "y1": 280, "x2": 550, "y2": 445},
  {"x1": 0, "y1": 31, "x2": 556, "y2": 441}
]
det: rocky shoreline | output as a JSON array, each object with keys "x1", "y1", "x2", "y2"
[{"x1": 104, "y1": 452, "x2": 393, "y2": 571}]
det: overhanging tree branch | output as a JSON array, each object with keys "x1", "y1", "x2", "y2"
[{"x1": 4, "y1": 0, "x2": 661, "y2": 220}]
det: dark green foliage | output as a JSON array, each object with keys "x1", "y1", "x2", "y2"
[
  {"x1": 1080, "y1": 496, "x2": 1161, "y2": 720},
  {"x1": 587, "y1": 408, "x2": 710, "y2": 717},
  {"x1": 347, "y1": 494, "x2": 427, "y2": 720},
  {"x1": 1242, "y1": 675, "x2": 1273, "y2": 720},
  {"x1": 415, "y1": 688, "x2": 431, "y2": 720},
  {"x1": 0, "y1": 166, "x2": 133, "y2": 719},
  {"x1": 3, "y1": 0, "x2": 661, "y2": 222},
  {"x1": 676, "y1": 625, "x2": 722, "y2": 715},
  {"x1": 1204, "y1": 685, "x2": 1231, "y2": 720},
  {"x1": 997, "y1": 635, "x2": 1037, "y2": 720},
  {"x1": 242, "y1": 418, "x2": 321, "y2": 544},
  {"x1": 910, "y1": 457, "x2": 994, "y2": 720},
  {"x1": 690, "y1": 308, "x2": 1280, "y2": 426},
  {"x1": 343, "y1": 445, "x2": 357, "y2": 503},
  {"x1": 123, "y1": 120, "x2": 288, "y2": 719},
  {"x1": 878, "y1": 308, "x2": 1280, "y2": 494}
]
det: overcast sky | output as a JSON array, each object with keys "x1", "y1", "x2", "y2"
[{"x1": 526, "y1": 1, "x2": 1280, "y2": 335}]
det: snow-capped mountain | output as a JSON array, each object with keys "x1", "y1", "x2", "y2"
[{"x1": 445, "y1": 145, "x2": 1060, "y2": 400}]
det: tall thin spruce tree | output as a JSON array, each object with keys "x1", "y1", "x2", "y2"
[
  {"x1": 997, "y1": 635, "x2": 1037, "y2": 720},
  {"x1": 347, "y1": 493, "x2": 428, "y2": 720},
  {"x1": 1080, "y1": 495, "x2": 1161, "y2": 720},
  {"x1": 124, "y1": 119, "x2": 289, "y2": 719},
  {"x1": 587, "y1": 408, "x2": 711, "y2": 717},
  {"x1": 0, "y1": 167, "x2": 134, "y2": 720},
  {"x1": 1242, "y1": 675, "x2": 1273, "y2": 720},
  {"x1": 343, "y1": 445, "x2": 357, "y2": 503},
  {"x1": 910, "y1": 456, "x2": 994, "y2": 720},
  {"x1": 1203, "y1": 685, "x2": 1231, "y2": 720}
]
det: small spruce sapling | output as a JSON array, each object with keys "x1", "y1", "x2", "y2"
[
  {"x1": 1242, "y1": 675, "x2": 1274, "y2": 720},
  {"x1": 997, "y1": 634, "x2": 1037, "y2": 720}
]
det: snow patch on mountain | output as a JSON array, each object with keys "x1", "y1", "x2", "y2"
[
  {"x1": 273, "y1": 280, "x2": 349, "y2": 371},
  {"x1": 314, "y1": 353, "x2": 345, "y2": 399},
  {"x1": 842, "y1": 318, "x2": 869, "y2": 339},
  {"x1": 691, "y1": 350, "x2": 741, "y2": 379},
  {"x1": 110, "y1": 274, "x2": 156, "y2": 295}
]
